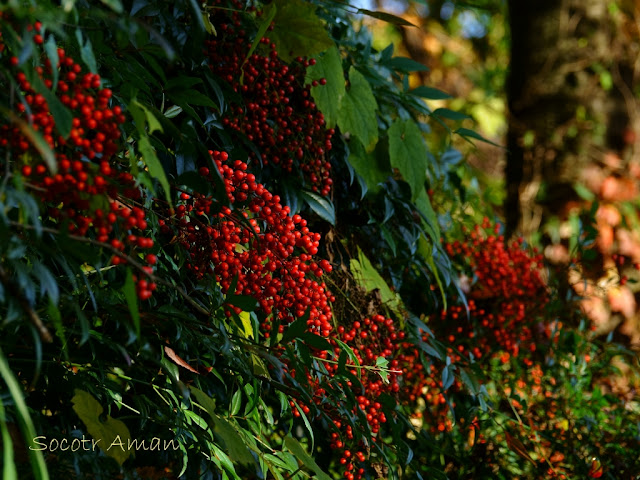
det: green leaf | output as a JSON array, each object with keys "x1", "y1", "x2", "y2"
[
  {"x1": 71, "y1": 390, "x2": 132, "y2": 465},
  {"x1": 211, "y1": 416, "x2": 255, "y2": 466},
  {"x1": 415, "y1": 189, "x2": 440, "y2": 242},
  {"x1": 433, "y1": 108, "x2": 471, "y2": 121},
  {"x1": 347, "y1": 138, "x2": 391, "y2": 194},
  {"x1": 44, "y1": 35, "x2": 59, "y2": 89},
  {"x1": 131, "y1": 99, "x2": 163, "y2": 135},
  {"x1": 226, "y1": 294, "x2": 258, "y2": 312},
  {"x1": 350, "y1": 247, "x2": 402, "y2": 317},
  {"x1": 99, "y1": 0, "x2": 123, "y2": 13},
  {"x1": 268, "y1": 0, "x2": 333, "y2": 62},
  {"x1": 189, "y1": 386, "x2": 217, "y2": 415},
  {"x1": 0, "y1": 389, "x2": 18, "y2": 480},
  {"x1": 385, "y1": 56, "x2": 428, "y2": 72},
  {"x1": 189, "y1": 387, "x2": 254, "y2": 466},
  {"x1": 169, "y1": 89, "x2": 217, "y2": 108},
  {"x1": 163, "y1": 105, "x2": 183, "y2": 118},
  {"x1": 301, "y1": 190, "x2": 335, "y2": 225},
  {"x1": 454, "y1": 127, "x2": 503, "y2": 147},
  {"x1": 357, "y1": 9, "x2": 417, "y2": 27},
  {"x1": 36, "y1": 81, "x2": 72, "y2": 139},
  {"x1": 0, "y1": 349, "x2": 49, "y2": 480},
  {"x1": 243, "y1": 3, "x2": 277, "y2": 69},
  {"x1": 410, "y1": 86, "x2": 452, "y2": 100},
  {"x1": 299, "y1": 333, "x2": 332, "y2": 351},
  {"x1": 138, "y1": 136, "x2": 171, "y2": 201},
  {"x1": 338, "y1": 67, "x2": 378, "y2": 152},
  {"x1": 283, "y1": 436, "x2": 331, "y2": 480},
  {"x1": 76, "y1": 29, "x2": 97, "y2": 74},
  {"x1": 388, "y1": 118, "x2": 429, "y2": 200},
  {"x1": 122, "y1": 269, "x2": 140, "y2": 338},
  {"x1": 230, "y1": 389, "x2": 242, "y2": 416},
  {"x1": 306, "y1": 46, "x2": 345, "y2": 128},
  {"x1": 281, "y1": 308, "x2": 310, "y2": 343}
]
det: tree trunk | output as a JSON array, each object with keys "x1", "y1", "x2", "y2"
[{"x1": 506, "y1": 0, "x2": 636, "y2": 238}]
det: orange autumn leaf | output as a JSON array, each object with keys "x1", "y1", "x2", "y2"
[{"x1": 164, "y1": 346, "x2": 200, "y2": 374}]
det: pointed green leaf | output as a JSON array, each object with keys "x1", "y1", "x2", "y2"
[
  {"x1": 357, "y1": 9, "x2": 417, "y2": 27},
  {"x1": 306, "y1": 46, "x2": 345, "y2": 128},
  {"x1": 283, "y1": 436, "x2": 331, "y2": 480},
  {"x1": 138, "y1": 136, "x2": 171, "y2": 201},
  {"x1": 301, "y1": 190, "x2": 335, "y2": 225},
  {"x1": 389, "y1": 118, "x2": 429, "y2": 200},
  {"x1": 410, "y1": 86, "x2": 452, "y2": 100},
  {"x1": 454, "y1": 127, "x2": 503, "y2": 148},
  {"x1": 122, "y1": 269, "x2": 140, "y2": 338},
  {"x1": 338, "y1": 67, "x2": 378, "y2": 152}
]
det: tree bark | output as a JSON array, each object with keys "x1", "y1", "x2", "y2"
[{"x1": 506, "y1": 0, "x2": 636, "y2": 238}]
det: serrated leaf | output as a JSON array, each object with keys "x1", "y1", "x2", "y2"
[
  {"x1": 338, "y1": 67, "x2": 378, "y2": 151},
  {"x1": 410, "y1": 86, "x2": 452, "y2": 100},
  {"x1": 389, "y1": 118, "x2": 429, "y2": 200},
  {"x1": 306, "y1": 46, "x2": 345, "y2": 128},
  {"x1": 283, "y1": 436, "x2": 331, "y2": 480},
  {"x1": 71, "y1": 390, "x2": 132, "y2": 465},
  {"x1": 268, "y1": 0, "x2": 333, "y2": 62},
  {"x1": 301, "y1": 190, "x2": 335, "y2": 225},
  {"x1": 122, "y1": 268, "x2": 140, "y2": 338}
]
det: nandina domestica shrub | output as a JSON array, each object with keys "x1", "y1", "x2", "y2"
[
  {"x1": 205, "y1": 2, "x2": 334, "y2": 196},
  {"x1": 0, "y1": 24, "x2": 157, "y2": 300},
  {"x1": 1, "y1": 2, "x2": 639, "y2": 480}
]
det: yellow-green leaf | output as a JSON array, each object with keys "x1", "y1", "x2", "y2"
[{"x1": 71, "y1": 390, "x2": 132, "y2": 465}]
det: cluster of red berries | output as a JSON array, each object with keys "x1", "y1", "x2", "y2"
[
  {"x1": 0, "y1": 25, "x2": 157, "y2": 299},
  {"x1": 287, "y1": 314, "x2": 405, "y2": 480},
  {"x1": 160, "y1": 150, "x2": 334, "y2": 334},
  {"x1": 390, "y1": 220, "x2": 548, "y2": 433},
  {"x1": 205, "y1": 2, "x2": 334, "y2": 196},
  {"x1": 442, "y1": 219, "x2": 547, "y2": 363}
]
